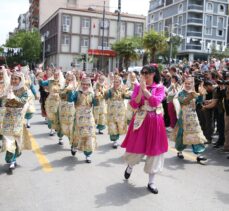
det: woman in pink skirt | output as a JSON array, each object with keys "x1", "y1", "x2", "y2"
[{"x1": 121, "y1": 64, "x2": 168, "y2": 194}]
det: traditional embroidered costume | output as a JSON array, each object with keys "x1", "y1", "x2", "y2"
[
  {"x1": 106, "y1": 76, "x2": 130, "y2": 148},
  {"x1": 39, "y1": 69, "x2": 65, "y2": 142},
  {"x1": 58, "y1": 72, "x2": 76, "y2": 145},
  {"x1": 68, "y1": 77, "x2": 96, "y2": 163},
  {"x1": 93, "y1": 75, "x2": 107, "y2": 134},
  {"x1": 1, "y1": 71, "x2": 29, "y2": 171},
  {"x1": 173, "y1": 77, "x2": 207, "y2": 163}
]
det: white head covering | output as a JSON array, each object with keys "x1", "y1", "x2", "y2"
[
  {"x1": 65, "y1": 71, "x2": 77, "y2": 90},
  {"x1": 11, "y1": 71, "x2": 26, "y2": 91}
]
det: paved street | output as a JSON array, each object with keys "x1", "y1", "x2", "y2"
[{"x1": 0, "y1": 102, "x2": 228, "y2": 211}]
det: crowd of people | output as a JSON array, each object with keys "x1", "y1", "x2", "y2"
[{"x1": 0, "y1": 57, "x2": 228, "y2": 194}]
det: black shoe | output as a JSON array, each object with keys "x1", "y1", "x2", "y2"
[
  {"x1": 197, "y1": 156, "x2": 208, "y2": 164},
  {"x1": 147, "y1": 184, "x2": 158, "y2": 194},
  {"x1": 98, "y1": 131, "x2": 103, "y2": 135},
  {"x1": 86, "y1": 156, "x2": 92, "y2": 163},
  {"x1": 177, "y1": 152, "x2": 184, "y2": 159},
  {"x1": 124, "y1": 166, "x2": 132, "y2": 180},
  {"x1": 26, "y1": 124, "x2": 31, "y2": 128},
  {"x1": 58, "y1": 139, "x2": 63, "y2": 145},
  {"x1": 71, "y1": 146, "x2": 77, "y2": 156}
]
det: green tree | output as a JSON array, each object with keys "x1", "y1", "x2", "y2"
[
  {"x1": 143, "y1": 30, "x2": 167, "y2": 63},
  {"x1": 112, "y1": 37, "x2": 141, "y2": 70},
  {"x1": 4, "y1": 30, "x2": 42, "y2": 66},
  {"x1": 158, "y1": 35, "x2": 182, "y2": 63}
]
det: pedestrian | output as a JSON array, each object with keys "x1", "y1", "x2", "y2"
[
  {"x1": 68, "y1": 77, "x2": 97, "y2": 163},
  {"x1": 93, "y1": 74, "x2": 107, "y2": 134},
  {"x1": 173, "y1": 77, "x2": 208, "y2": 164},
  {"x1": 39, "y1": 69, "x2": 65, "y2": 143},
  {"x1": 0, "y1": 66, "x2": 10, "y2": 147},
  {"x1": 121, "y1": 64, "x2": 168, "y2": 194},
  {"x1": 126, "y1": 72, "x2": 139, "y2": 124},
  {"x1": 2, "y1": 71, "x2": 29, "y2": 172},
  {"x1": 59, "y1": 71, "x2": 76, "y2": 147},
  {"x1": 106, "y1": 75, "x2": 130, "y2": 149}
]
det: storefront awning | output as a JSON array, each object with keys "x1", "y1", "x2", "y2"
[{"x1": 88, "y1": 49, "x2": 116, "y2": 57}]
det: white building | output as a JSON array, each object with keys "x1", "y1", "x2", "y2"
[
  {"x1": 17, "y1": 12, "x2": 30, "y2": 31},
  {"x1": 40, "y1": 7, "x2": 145, "y2": 72}
]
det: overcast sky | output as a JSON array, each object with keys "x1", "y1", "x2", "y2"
[{"x1": 0, "y1": 0, "x2": 149, "y2": 45}]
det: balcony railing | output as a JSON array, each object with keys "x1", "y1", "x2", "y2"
[
  {"x1": 188, "y1": 4, "x2": 203, "y2": 11},
  {"x1": 187, "y1": 31, "x2": 202, "y2": 37},
  {"x1": 186, "y1": 44, "x2": 202, "y2": 50},
  {"x1": 187, "y1": 18, "x2": 203, "y2": 24}
]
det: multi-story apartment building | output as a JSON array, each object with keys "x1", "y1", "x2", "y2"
[
  {"x1": 29, "y1": 0, "x2": 39, "y2": 28},
  {"x1": 29, "y1": 0, "x2": 110, "y2": 28},
  {"x1": 148, "y1": 0, "x2": 229, "y2": 61},
  {"x1": 17, "y1": 12, "x2": 30, "y2": 31},
  {"x1": 40, "y1": 7, "x2": 145, "y2": 72}
]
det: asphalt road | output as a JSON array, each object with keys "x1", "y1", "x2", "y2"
[{"x1": 0, "y1": 102, "x2": 228, "y2": 211}]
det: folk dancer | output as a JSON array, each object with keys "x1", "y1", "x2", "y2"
[
  {"x1": 106, "y1": 75, "x2": 130, "y2": 149},
  {"x1": 121, "y1": 65, "x2": 168, "y2": 194},
  {"x1": 93, "y1": 75, "x2": 107, "y2": 134},
  {"x1": 39, "y1": 69, "x2": 65, "y2": 144},
  {"x1": 59, "y1": 71, "x2": 77, "y2": 146},
  {"x1": 173, "y1": 77, "x2": 208, "y2": 164},
  {"x1": 1, "y1": 71, "x2": 29, "y2": 171},
  {"x1": 68, "y1": 77, "x2": 97, "y2": 163}
]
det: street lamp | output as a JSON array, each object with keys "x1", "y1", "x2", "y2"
[
  {"x1": 165, "y1": 23, "x2": 181, "y2": 66},
  {"x1": 41, "y1": 31, "x2": 50, "y2": 65}
]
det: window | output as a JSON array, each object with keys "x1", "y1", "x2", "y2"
[
  {"x1": 136, "y1": 24, "x2": 143, "y2": 35},
  {"x1": 205, "y1": 28, "x2": 212, "y2": 35},
  {"x1": 159, "y1": 11, "x2": 163, "y2": 20},
  {"x1": 151, "y1": 15, "x2": 154, "y2": 22},
  {"x1": 121, "y1": 22, "x2": 126, "y2": 32},
  {"x1": 206, "y1": 15, "x2": 212, "y2": 25},
  {"x1": 82, "y1": 18, "x2": 90, "y2": 28},
  {"x1": 63, "y1": 15, "x2": 71, "y2": 26},
  {"x1": 81, "y1": 37, "x2": 89, "y2": 47},
  {"x1": 158, "y1": 22, "x2": 163, "y2": 32},
  {"x1": 62, "y1": 35, "x2": 70, "y2": 45},
  {"x1": 218, "y1": 17, "x2": 224, "y2": 26},
  {"x1": 68, "y1": 0, "x2": 76, "y2": 4},
  {"x1": 178, "y1": 16, "x2": 182, "y2": 25},
  {"x1": 207, "y1": 3, "x2": 213, "y2": 11},
  {"x1": 219, "y1": 4, "x2": 225, "y2": 13},
  {"x1": 217, "y1": 30, "x2": 223, "y2": 36},
  {"x1": 99, "y1": 38, "x2": 108, "y2": 47},
  {"x1": 178, "y1": 4, "x2": 183, "y2": 13}
]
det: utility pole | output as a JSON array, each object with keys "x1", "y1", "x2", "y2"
[
  {"x1": 117, "y1": 0, "x2": 121, "y2": 70},
  {"x1": 101, "y1": 1, "x2": 105, "y2": 72}
]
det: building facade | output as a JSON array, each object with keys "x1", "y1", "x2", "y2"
[
  {"x1": 148, "y1": 0, "x2": 229, "y2": 61},
  {"x1": 17, "y1": 12, "x2": 30, "y2": 31},
  {"x1": 40, "y1": 8, "x2": 145, "y2": 72},
  {"x1": 29, "y1": 0, "x2": 110, "y2": 28}
]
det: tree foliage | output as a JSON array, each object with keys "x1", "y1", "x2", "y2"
[
  {"x1": 158, "y1": 35, "x2": 182, "y2": 63},
  {"x1": 210, "y1": 44, "x2": 229, "y2": 60},
  {"x1": 112, "y1": 37, "x2": 142, "y2": 70},
  {"x1": 143, "y1": 30, "x2": 167, "y2": 63},
  {"x1": 4, "y1": 30, "x2": 42, "y2": 67}
]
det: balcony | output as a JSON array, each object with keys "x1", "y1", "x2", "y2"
[
  {"x1": 188, "y1": 4, "x2": 203, "y2": 11},
  {"x1": 187, "y1": 31, "x2": 202, "y2": 37},
  {"x1": 186, "y1": 44, "x2": 202, "y2": 50},
  {"x1": 187, "y1": 18, "x2": 203, "y2": 24}
]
